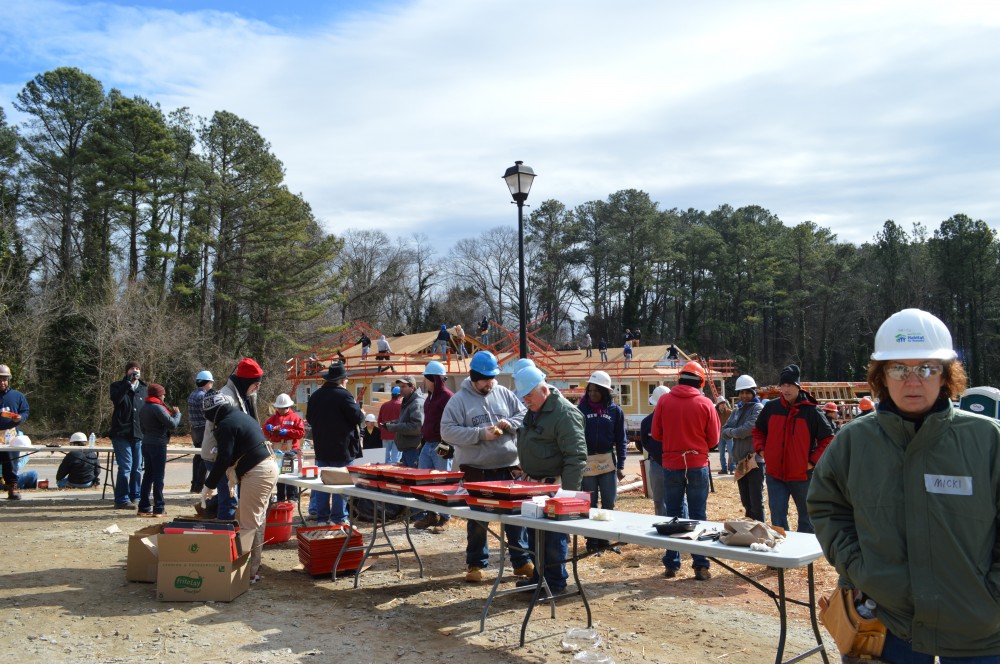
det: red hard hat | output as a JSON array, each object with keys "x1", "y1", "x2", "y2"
[
  {"x1": 679, "y1": 361, "x2": 706, "y2": 387},
  {"x1": 859, "y1": 396, "x2": 875, "y2": 412},
  {"x1": 823, "y1": 402, "x2": 838, "y2": 413}
]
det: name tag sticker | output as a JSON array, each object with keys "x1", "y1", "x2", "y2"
[{"x1": 924, "y1": 474, "x2": 973, "y2": 496}]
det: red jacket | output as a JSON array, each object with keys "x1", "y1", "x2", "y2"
[
  {"x1": 650, "y1": 384, "x2": 719, "y2": 470},
  {"x1": 752, "y1": 390, "x2": 833, "y2": 482},
  {"x1": 262, "y1": 410, "x2": 305, "y2": 449}
]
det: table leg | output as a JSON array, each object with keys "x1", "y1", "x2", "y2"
[
  {"x1": 569, "y1": 535, "x2": 593, "y2": 629},
  {"x1": 479, "y1": 524, "x2": 507, "y2": 632},
  {"x1": 102, "y1": 451, "x2": 115, "y2": 500}
]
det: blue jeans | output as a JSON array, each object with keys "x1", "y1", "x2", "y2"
[
  {"x1": 112, "y1": 437, "x2": 142, "y2": 505},
  {"x1": 58, "y1": 476, "x2": 94, "y2": 489},
  {"x1": 18, "y1": 470, "x2": 38, "y2": 489},
  {"x1": 718, "y1": 439, "x2": 735, "y2": 472},
  {"x1": 581, "y1": 470, "x2": 618, "y2": 549},
  {"x1": 662, "y1": 465, "x2": 710, "y2": 570},
  {"x1": 383, "y1": 441, "x2": 401, "y2": 464},
  {"x1": 205, "y1": 460, "x2": 238, "y2": 520},
  {"x1": 137, "y1": 444, "x2": 167, "y2": 514},
  {"x1": 528, "y1": 528, "x2": 568, "y2": 592},
  {"x1": 466, "y1": 519, "x2": 531, "y2": 569},
  {"x1": 431, "y1": 340, "x2": 447, "y2": 354},
  {"x1": 400, "y1": 447, "x2": 420, "y2": 469},
  {"x1": 645, "y1": 458, "x2": 667, "y2": 517},
  {"x1": 875, "y1": 630, "x2": 1000, "y2": 663},
  {"x1": 313, "y1": 457, "x2": 348, "y2": 523},
  {"x1": 766, "y1": 475, "x2": 813, "y2": 533},
  {"x1": 417, "y1": 442, "x2": 452, "y2": 523}
]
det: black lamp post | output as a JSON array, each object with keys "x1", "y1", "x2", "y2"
[{"x1": 503, "y1": 160, "x2": 536, "y2": 359}]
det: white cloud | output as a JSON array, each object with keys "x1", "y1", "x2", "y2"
[{"x1": 2, "y1": 0, "x2": 1000, "y2": 245}]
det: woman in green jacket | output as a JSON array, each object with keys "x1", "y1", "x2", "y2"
[{"x1": 808, "y1": 309, "x2": 1000, "y2": 662}]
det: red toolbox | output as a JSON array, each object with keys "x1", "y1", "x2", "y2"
[
  {"x1": 352, "y1": 476, "x2": 386, "y2": 492},
  {"x1": 297, "y1": 524, "x2": 365, "y2": 576},
  {"x1": 379, "y1": 480, "x2": 413, "y2": 497},
  {"x1": 379, "y1": 467, "x2": 464, "y2": 485},
  {"x1": 409, "y1": 485, "x2": 468, "y2": 506},
  {"x1": 463, "y1": 480, "x2": 561, "y2": 499},
  {"x1": 465, "y1": 495, "x2": 527, "y2": 514},
  {"x1": 544, "y1": 497, "x2": 591, "y2": 520},
  {"x1": 346, "y1": 463, "x2": 398, "y2": 481}
]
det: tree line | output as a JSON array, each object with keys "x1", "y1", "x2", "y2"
[{"x1": 2, "y1": 67, "x2": 998, "y2": 433}]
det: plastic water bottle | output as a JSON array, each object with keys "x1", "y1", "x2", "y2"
[
  {"x1": 88, "y1": 432, "x2": 96, "y2": 448},
  {"x1": 274, "y1": 449, "x2": 284, "y2": 470},
  {"x1": 856, "y1": 595, "x2": 877, "y2": 619}
]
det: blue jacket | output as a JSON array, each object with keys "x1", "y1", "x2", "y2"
[
  {"x1": 0, "y1": 388, "x2": 29, "y2": 432},
  {"x1": 577, "y1": 398, "x2": 628, "y2": 470}
]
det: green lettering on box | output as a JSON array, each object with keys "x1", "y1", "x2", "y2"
[{"x1": 174, "y1": 571, "x2": 203, "y2": 590}]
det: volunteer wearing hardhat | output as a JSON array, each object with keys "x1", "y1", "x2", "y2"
[
  {"x1": 361, "y1": 412, "x2": 382, "y2": 458},
  {"x1": 1, "y1": 362, "x2": 29, "y2": 500},
  {"x1": 187, "y1": 370, "x2": 215, "y2": 493},
  {"x1": 263, "y1": 393, "x2": 306, "y2": 503},
  {"x1": 378, "y1": 386, "x2": 403, "y2": 464},
  {"x1": 577, "y1": 370, "x2": 628, "y2": 554},
  {"x1": 413, "y1": 360, "x2": 455, "y2": 533},
  {"x1": 202, "y1": 389, "x2": 278, "y2": 585},
  {"x1": 638, "y1": 385, "x2": 671, "y2": 516},
  {"x1": 752, "y1": 364, "x2": 832, "y2": 534},
  {"x1": 56, "y1": 432, "x2": 100, "y2": 489},
  {"x1": 808, "y1": 309, "x2": 1000, "y2": 659},
  {"x1": 652, "y1": 361, "x2": 718, "y2": 580},
  {"x1": 441, "y1": 351, "x2": 533, "y2": 584},
  {"x1": 516, "y1": 365, "x2": 588, "y2": 594},
  {"x1": 720, "y1": 376, "x2": 765, "y2": 522},
  {"x1": 857, "y1": 396, "x2": 875, "y2": 416},
  {"x1": 821, "y1": 402, "x2": 842, "y2": 434}
]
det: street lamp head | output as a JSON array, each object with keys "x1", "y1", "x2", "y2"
[{"x1": 503, "y1": 160, "x2": 536, "y2": 203}]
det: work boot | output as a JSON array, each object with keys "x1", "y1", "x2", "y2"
[
  {"x1": 513, "y1": 561, "x2": 535, "y2": 578},
  {"x1": 694, "y1": 567, "x2": 712, "y2": 581},
  {"x1": 465, "y1": 565, "x2": 484, "y2": 583},
  {"x1": 413, "y1": 513, "x2": 439, "y2": 530},
  {"x1": 429, "y1": 518, "x2": 450, "y2": 534},
  {"x1": 7, "y1": 485, "x2": 21, "y2": 500}
]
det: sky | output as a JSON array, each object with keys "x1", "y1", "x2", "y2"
[{"x1": 1, "y1": 0, "x2": 999, "y2": 246}]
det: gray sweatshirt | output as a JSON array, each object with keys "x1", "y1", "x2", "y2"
[{"x1": 441, "y1": 377, "x2": 526, "y2": 469}]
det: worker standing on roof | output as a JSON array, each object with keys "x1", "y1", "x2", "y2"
[
  {"x1": 623, "y1": 342, "x2": 633, "y2": 369},
  {"x1": 432, "y1": 324, "x2": 450, "y2": 357},
  {"x1": 598, "y1": 338, "x2": 609, "y2": 362},
  {"x1": 375, "y1": 335, "x2": 394, "y2": 373}
]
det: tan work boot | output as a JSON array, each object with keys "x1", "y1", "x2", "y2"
[
  {"x1": 465, "y1": 565, "x2": 484, "y2": 583},
  {"x1": 7, "y1": 485, "x2": 21, "y2": 500},
  {"x1": 429, "y1": 518, "x2": 450, "y2": 534},
  {"x1": 413, "y1": 513, "x2": 439, "y2": 530},
  {"x1": 513, "y1": 561, "x2": 535, "y2": 578}
]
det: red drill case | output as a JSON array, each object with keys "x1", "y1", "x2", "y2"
[
  {"x1": 462, "y1": 480, "x2": 561, "y2": 499},
  {"x1": 408, "y1": 485, "x2": 468, "y2": 506},
  {"x1": 544, "y1": 497, "x2": 591, "y2": 520}
]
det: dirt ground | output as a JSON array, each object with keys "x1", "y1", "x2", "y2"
[{"x1": 0, "y1": 442, "x2": 840, "y2": 663}]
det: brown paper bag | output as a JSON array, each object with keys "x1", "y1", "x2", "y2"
[{"x1": 718, "y1": 518, "x2": 784, "y2": 547}]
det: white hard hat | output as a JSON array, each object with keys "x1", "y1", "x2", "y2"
[
  {"x1": 649, "y1": 385, "x2": 670, "y2": 406},
  {"x1": 11, "y1": 434, "x2": 31, "y2": 447},
  {"x1": 273, "y1": 393, "x2": 294, "y2": 408},
  {"x1": 365, "y1": 413, "x2": 377, "y2": 423},
  {"x1": 871, "y1": 308, "x2": 957, "y2": 361},
  {"x1": 734, "y1": 374, "x2": 757, "y2": 391},
  {"x1": 69, "y1": 432, "x2": 87, "y2": 443},
  {"x1": 587, "y1": 370, "x2": 613, "y2": 391},
  {"x1": 716, "y1": 396, "x2": 727, "y2": 404}
]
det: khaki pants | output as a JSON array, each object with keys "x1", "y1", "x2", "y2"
[{"x1": 237, "y1": 458, "x2": 279, "y2": 577}]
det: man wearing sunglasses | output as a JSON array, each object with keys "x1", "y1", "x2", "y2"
[
  {"x1": 809, "y1": 308, "x2": 1000, "y2": 661},
  {"x1": 752, "y1": 363, "x2": 833, "y2": 534}
]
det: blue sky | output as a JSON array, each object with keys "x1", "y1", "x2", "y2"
[{"x1": 2, "y1": 0, "x2": 999, "y2": 246}]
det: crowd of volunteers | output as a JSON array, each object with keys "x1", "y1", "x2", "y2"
[{"x1": 4, "y1": 307, "x2": 1000, "y2": 661}]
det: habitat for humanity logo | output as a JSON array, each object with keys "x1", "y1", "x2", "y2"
[
  {"x1": 895, "y1": 332, "x2": 926, "y2": 344},
  {"x1": 175, "y1": 571, "x2": 203, "y2": 591}
]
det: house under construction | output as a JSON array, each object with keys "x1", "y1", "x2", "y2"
[{"x1": 285, "y1": 320, "x2": 737, "y2": 430}]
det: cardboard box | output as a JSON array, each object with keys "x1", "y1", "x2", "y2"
[
  {"x1": 127, "y1": 523, "x2": 165, "y2": 583},
  {"x1": 155, "y1": 533, "x2": 251, "y2": 602}
]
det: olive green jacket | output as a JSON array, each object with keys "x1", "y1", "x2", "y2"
[
  {"x1": 807, "y1": 401, "x2": 1000, "y2": 655},
  {"x1": 517, "y1": 391, "x2": 588, "y2": 491}
]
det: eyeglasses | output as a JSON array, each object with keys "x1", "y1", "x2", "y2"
[{"x1": 884, "y1": 363, "x2": 944, "y2": 381}]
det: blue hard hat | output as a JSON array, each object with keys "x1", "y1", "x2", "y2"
[
  {"x1": 424, "y1": 360, "x2": 447, "y2": 377},
  {"x1": 391, "y1": 386, "x2": 401, "y2": 396},
  {"x1": 514, "y1": 366, "x2": 546, "y2": 399},
  {"x1": 511, "y1": 358, "x2": 536, "y2": 375},
  {"x1": 196, "y1": 370, "x2": 214, "y2": 382},
  {"x1": 470, "y1": 351, "x2": 500, "y2": 377}
]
